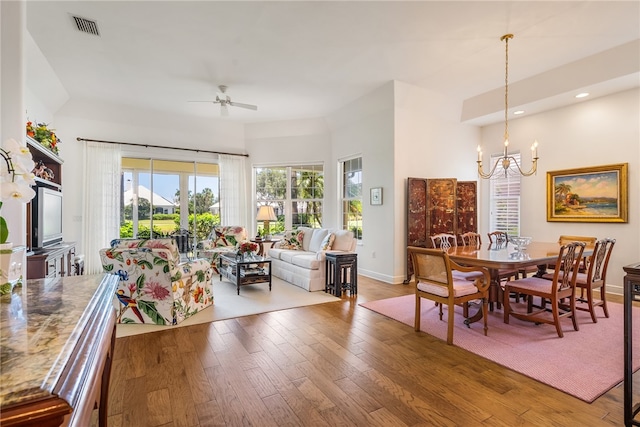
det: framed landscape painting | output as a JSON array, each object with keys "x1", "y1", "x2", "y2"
[{"x1": 547, "y1": 163, "x2": 628, "y2": 223}]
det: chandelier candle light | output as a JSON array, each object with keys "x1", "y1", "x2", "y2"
[{"x1": 477, "y1": 34, "x2": 539, "y2": 179}]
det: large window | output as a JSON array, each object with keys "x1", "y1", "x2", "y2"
[
  {"x1": 255, "y1": 164, "x2": 323, "y2": 233},
  {"x1": 489, "y1": 152, "x2": 521, "y2": 236},
  {"x1": 341, "y1": 157, "x2": 362, "y2": 240},
  {"x1": 121, "y1": 158, "x2": 219, "y2": 241}
]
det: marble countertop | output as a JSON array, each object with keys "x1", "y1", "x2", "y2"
[{"x1": 0, "y1": 274, "x2": 117, "y2": 407}]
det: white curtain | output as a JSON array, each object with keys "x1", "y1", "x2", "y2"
[
  {"x1": 219, "y1": 154, "x2": 249, "y2": 227},
  {"x1": 82, "y1": 142, "x2": 121, "y2": 274}
]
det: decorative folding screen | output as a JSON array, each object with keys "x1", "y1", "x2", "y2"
[{"x1": 405, "y1": 177, "x2": 477, "y2": 283}]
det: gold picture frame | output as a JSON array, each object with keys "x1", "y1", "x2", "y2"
[{"x1": 547, "y1": 163, "x2": 628, "y2": 223}]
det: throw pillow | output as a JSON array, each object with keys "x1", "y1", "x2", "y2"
[
  {"x1": 293, "y1": 230, "x2": 304, "y2": 251},
  {"x1": 280, "y1": 230, "x2": 304, "y2": 250},
  {"x1": 320, "y1": 233, "x2": 335, "y2": 251}
]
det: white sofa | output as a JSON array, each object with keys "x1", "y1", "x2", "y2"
[{"x1": 268, "y1": 227, "x2": 357, "y2": 291}]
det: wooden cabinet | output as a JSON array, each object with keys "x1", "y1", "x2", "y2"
[
  {"x1": 0, "y1": 274, "x2": 118, "y2": 427},
  {"x1": 26, "y1": 136, "x2": 63, "y2": 189},
  {"x1": 623, "y1": 263, "x2": 640, "y2": 427},
  {"x1": 26, "y1": 242, "x2": 76, "y2": 279},
  {"x1": 406, "y1": 177, "x2": 477, "y2": 282},
  {"x1": 25, "y1": 137, "x2": 72, "y2": 279}
]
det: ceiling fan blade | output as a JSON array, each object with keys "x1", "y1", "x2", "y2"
[
  {"x1": 188, "y1": 100, "x2": 216, "y2": 103},
  {"x1": 220, "y1": 104, "x2": 229, "y2": 116},
  {"x1": 229, "y1": 101, "x2": 258, "y2": 111}
]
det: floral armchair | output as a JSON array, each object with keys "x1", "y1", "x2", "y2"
[
  {"x1": 99, "y1": 238, "x2": 213, "y2": 325},
  {"x1": 196, "y1": 225, "x2": 248, "y2": 274}
]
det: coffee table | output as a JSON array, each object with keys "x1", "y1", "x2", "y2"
[{"x1": 219, "y1": 253, "x2": 272, "y2": 295}]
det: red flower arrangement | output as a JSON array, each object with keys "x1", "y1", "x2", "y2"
[{"x1": 237, "y1": 241, "x2": 258, "y2": 254}]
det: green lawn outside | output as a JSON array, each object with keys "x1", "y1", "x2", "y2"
[{"x1": 138, "y1": 219, "x2": 177, "y2": 234}]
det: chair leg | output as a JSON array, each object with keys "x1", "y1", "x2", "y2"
[
  {"x1": 586, "y1": 286, "x2": 598, "y2": 323},
  {"x1": 503, "y1": 288, "x2": 511, "y2": 324},
  {"x1": 415, "y1": 296, "x2": 421, "y2": 331},
  {"x1": 570, "y1": 295, "x2": 579, "y2": 332},
  {"x1": 601, "y1": 285, "x2": 610, "y2": 318},
  {"x1": 482, "y1": 298, "x2": 488, "y2": 337},
  {"x1": 447, "y1": 303, "x2": 455, "y2": 345},
  {"x1": 551, "y1": 301, "x2": 564, "y2": 338}
]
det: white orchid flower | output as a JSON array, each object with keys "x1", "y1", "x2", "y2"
[
  {"x1": 1, "y1": 180, "x2": 36, "y2": 203},
  {"x1": 1, "y1": 138, "x2": 36, "y2": 203}
]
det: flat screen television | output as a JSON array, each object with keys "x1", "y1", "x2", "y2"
[{"x1": 32, "y1": 186, "x2": 64, "y2": 249}]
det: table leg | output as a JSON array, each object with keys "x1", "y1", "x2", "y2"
[{"x1": 465, "y1": 268, "x2": 500, "y2": 325}]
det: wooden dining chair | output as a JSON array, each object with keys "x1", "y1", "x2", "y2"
[
  {"x1": 430, "y1": 233, "x2": 457, "y2": 250},
  {"x1": 460, "y1": 232, "x2": 481, "y2": 247},
  {"x1": 486, "y1": 231, "x2": 519, "y2": 302},
  {"x1": 542, "y1": 238, "x2": 615, "y2": 323},
  {"x1": 408, "y1": 246, "x2": 490, "y2": 345},
  {"x1": 487, "y1": 231, "x2": 509, "y2": 247},
  {"x1": 553, "y1": 235, "x2": 597, "y2": 273},
  {"x1": 503, "y1": 241, "x2": 586, "y2": 338}
]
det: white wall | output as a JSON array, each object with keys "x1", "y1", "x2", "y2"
[
  {"x1": 479, "y1": 88, "x2": 640, "y2": 292},
  {"x1": 393, "y1": 81, "x2": 482, "y2": 283},
  {"x1": 326, "y1": 82, "x2": 395, "y2": 283}
]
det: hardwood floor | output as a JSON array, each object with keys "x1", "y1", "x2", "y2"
[{"x1": 98, "y1": 276, "x2": 637, "y2": 426}]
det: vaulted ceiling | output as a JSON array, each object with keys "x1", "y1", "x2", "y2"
[{"x1": 26, "y1": 1, "x2": 640, "y2": 126}]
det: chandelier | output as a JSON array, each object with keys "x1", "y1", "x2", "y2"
[{"x1": 477, "y1": 34, "x2": 539, "y2": 179}]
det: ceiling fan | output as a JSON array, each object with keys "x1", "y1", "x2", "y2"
[{"x1": 189, "y1": 85, "x2": 258, "y2": 116}]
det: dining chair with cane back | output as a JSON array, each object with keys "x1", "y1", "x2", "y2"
[
  {"x1": 542, "y1": 238, "x2": 615, "y2": 323},
  {"x1": 408, "y1": 246, "x2": 491, "y2": 345},
  {"x1": 503, "y1": 241, "x2": 586, "y2": 338},
  {"x1": 431, "y1": 232, "x2": 486, "y2": 284}
]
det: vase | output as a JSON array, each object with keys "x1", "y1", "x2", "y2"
[
  {"x1": 0, "y1": 243, "x2": 25, "y2": 295},
  {"x1": 0, "y1": 242, "x2": 14, "y2": 293}
]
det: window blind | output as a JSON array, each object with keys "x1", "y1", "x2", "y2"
[{"x1": 489, "y1": 152, "x2": 521, "y2": 236}]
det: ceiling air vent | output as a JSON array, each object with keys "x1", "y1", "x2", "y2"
[{"x1": 72, "y1": 15, "x2": 100, "y2": 36}]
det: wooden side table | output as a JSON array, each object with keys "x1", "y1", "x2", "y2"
[
  {"x1": 325, "y1": 253, "x2": 358, "y2": 297},
  {"x1": 251, "y1": 238, "x2": 280, "y2": 257}
]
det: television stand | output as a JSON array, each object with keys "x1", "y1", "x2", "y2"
[{"x1": 27, "y1": 242, "x2": 77, "y2": 279}]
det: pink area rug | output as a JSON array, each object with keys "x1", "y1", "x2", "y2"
[{"x1": 360, "y1": 295, "x2": 640, "y2": 403}]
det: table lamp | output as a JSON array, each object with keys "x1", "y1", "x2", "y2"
[{"x1": 256, "y1": 205, "x2": 277, "y2": 239}]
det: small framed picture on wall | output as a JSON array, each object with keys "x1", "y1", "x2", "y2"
[{"x1": 370, "y1": 187, "x2": 383, "y2": 205}]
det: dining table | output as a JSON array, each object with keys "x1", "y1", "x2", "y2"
[{"x1": 445, "y1": 241, "x2": 593, "y2": 324}]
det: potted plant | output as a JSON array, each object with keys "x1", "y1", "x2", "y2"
[{"x1": 1, "y1": 138, "x2": 36, "y2": 295}]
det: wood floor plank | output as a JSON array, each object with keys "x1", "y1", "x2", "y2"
[
  {"x1": 367, "y1": 407, "x2": 410, "y2": 427},
  {"x1": 100, "y1": 276, "x2": 634, "y2": 427},
  {"x1": 204, "y1": 365, "x2": 250, "y2": 426},
  {"x1": 187, "y1": 325, "x2": 220, "y2": 369},
  {"x1": 206, "y1": 359, "x2": 279, "y2": 427},
  {"x1": 295, "y1": 360, "x2": 378, "y2": 426},
  {"x1": 194, "y1": 399, "x2": 226, "y2": 426},
  {"x1": 146, "y1": 388, "x2": 173, "y2": 426},
  {"x1": 180, "y1": 351, "x2": 217, "y2": 405},
  {"x1": 120, "y1": 375, "x2": 149, "y2": 425},
  {"x1": 261, "y1": 393, "x2": 303, "y2": 426}
]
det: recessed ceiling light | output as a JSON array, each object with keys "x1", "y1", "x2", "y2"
[
  {"x1": 513, "y1": 110, "x2": 524, "y2": 115},
  {"x1": 575, "y1": 92, "x2": 590, "y2": 98}
]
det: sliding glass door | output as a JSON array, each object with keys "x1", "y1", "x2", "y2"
[{"x1": 121, "y1": 158, "x2": 219, "y2": 242}]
